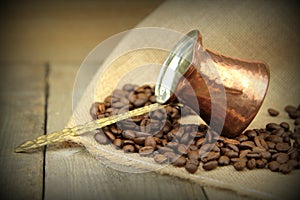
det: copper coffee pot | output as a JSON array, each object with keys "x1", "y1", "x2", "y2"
[{"x1": 155, "y1": 30, "x2": 270, "y2": 138}]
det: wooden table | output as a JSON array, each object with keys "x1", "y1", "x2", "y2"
[{"x1": 0, "y1": 63, "x2": 256, "y2": 200}]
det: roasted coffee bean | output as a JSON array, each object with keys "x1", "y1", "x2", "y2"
[
  {"x1": 133, "y1": 98, "x2": 148, "y2": 107},
  {"x1": 256, "y1": 160, "x2": 266, "y2": 168},
  {"x1": 266, "y1": 123, "x2": 281, "y2": 131},
  {"x1": 272, "y1": 128, "x2": 284, "y2": 137},
  {"x1": 134, "y1": 137, "x2": 146, "y2": 145},
  {"x1": 225, "y1": 150, "x2": 239, "y2": 158},
  {"x1": 295, "y1": 117, "x2": 300, "y2": 126},
  {"x1": 123, "y1": 140, "x2": 135, "y2": 146},
  {"x1": 280, "y1": 122, "x2": 290, "y2": 131},
  {"x1": 217, "y1": 155, "x2": 229, "y2": 166},
  {"x1": 239, "y1": 149, "x2": 250, "y2": 158},
  {"x1": 266, "y1": 141, "x2": 276, "y2": 149},
  {"x1": 123, "y1": 145, "x2": 135, "y2": 153},
  {"x1": 122, "y1": 83, "x2": 135, "y2": 92},
  {"x1": 279, "y1": 163, "x2": 292, "y2": 174},
  {"x1": 113, "y1": 138, "x2": 123, "y2": 148},
  {"x1": 289, "y1": 110, "x2": 300, "y2": 119},
  {"x1": 247, "y1": 159, "x2": 256, "y2": 170},
  {"x1": 268, "y1": 161, "x2": 280, "y2": 172},
  {"x1": 172, "y1": 156, "x2": 187, "y2": 167},
  {"x1": 202, "y1": 152, "x2": 220, "y2": 162},
  {"x1": 275, "y1": 142, "x2": 290, "y2": 152},
  {"x1": 122, "y1": 130, "x2": 135, "y2": 140},
  {"x1": 251, "y1": 147, "x2": 266, "y2": 153},
  {"x1": 227, "y1": 143, "x2": 239, "y2": 152},
  {"x1": 240, "y1": 141, "x2": 255, "y2": 149},
  {"x1": 145, "y1": 136, "x2": 156, "y2": 148},
  {"x1": 196, "y1": 138, "x2": 206, "y2": 147},
  {"x1": 266, "y1": 135, "x2": 283, "y2": 143},
  {"x1": 285, "y1": 105, "x2": 297, "y2": 113},
  {"x1": 185, "y1": 161, "x2": 199, "y2": 174},
  {"x1": 154, "y1": 154, "x2": 168, "y2": 164},
  {"x1": 234, "y1": 161, "x2": 246, "y2": 171},
  {"x1": 94, "y1": 132, "x2": 109, "y2": 144},
  {"x1": 104, "y1": 130, "x2": 116, "y2": 141},
  {"x1": 221, "y1": 147, "x2": 230, "y2": 154},
  {"x1": 259, "y1": 137, "x2": 269, "y2": 149},
  {"x1": 164, "y1": 151, "x2": 177, "y2": 163},
  {"x1": 188, "y1": 150, "x2": 199, "y2": 160},
  {"x1": 190, "y1": 144, "x2": 198, "y2": 151},
  {"x1": 244, "y1": 130, "x2": 257, "y2": 138},
  {"x1": 268, "y1": 108, "x2": 279, "y2": 116},
  {"x1": 203, "y1": 160, "x2": 218, "y2": 171},
  {"x1": 223, "y1": 138, "x2": 240, "y2": 145},
  {"x1": 246, "y1": 153, "x2": 261, "y2": 159},
  {"x1": 276, "y1": 153, "x2": 289, "y2": 164},
  {"x1": 261, "y1": 151, "x2": 271, "y2": 160},
  {"x1": 177, "y1": 144, "x2": 188, "y2": 155},
  {"x1": 287, "y1": 159, "x2": 298, "y2": 169},
  {"x1": 236, "y1": 134, "x2": 249, "y2": 142},
  {"x1": 231, "y1": 157, "x2": 247, "y2": 163},
  {"x1": 139, "y1": 146, "x2": 154, "y2": 156}
]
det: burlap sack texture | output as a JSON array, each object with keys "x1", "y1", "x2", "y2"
[{"x1": 66, "y1": 1, "x2": 300, "y2": 199}]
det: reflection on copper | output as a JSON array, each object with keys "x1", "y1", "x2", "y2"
[{"x1": 164, "y1": 31, "x2": 270, "y2": 138}]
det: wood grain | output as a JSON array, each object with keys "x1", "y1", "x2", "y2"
[
  {"x1": 44, "y1": 63, "x2": 207, "y2": 200},
  {"x1": 0, "y1": 65, "x2": 45, "y2": 199}
]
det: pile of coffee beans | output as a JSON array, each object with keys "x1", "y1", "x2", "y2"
[{"x1": 91, "y1": 84, "x2": 300, "y2": 174}]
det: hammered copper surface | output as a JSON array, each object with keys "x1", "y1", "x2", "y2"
[{"x1": 171, "y1": 31, "x2": 270, "y2": 138}]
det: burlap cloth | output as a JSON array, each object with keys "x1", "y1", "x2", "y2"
[{"x1": 66, "y1": 1, "x2": 300, "y2": 199}]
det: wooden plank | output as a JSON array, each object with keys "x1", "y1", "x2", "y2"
[
  {"x1": 0, "y1": 65, "x2": 45, "y2": 199},
  {"x1": 44, "y1": 63, "x2": 207, "y2": 200},
  {"x1": 0, "y1": 0, "x2": 164, "y2": 63}
]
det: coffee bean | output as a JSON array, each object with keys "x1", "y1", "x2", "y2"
[
  {"x1": 123, "y1": 145, "x2": 135, "y2": 153},
  {"x1": 259, "y1": 137, "x2": 269, "y2": 149},
  {"x1": 244, "y1": 130, "x2": 257, "y2": 138},
  {"x1": 185, "y1": 161, "x2": 199, "y2": 174},
  {"x1": 268, "y1": 108, "x2": 279, "y2": 116},
  {"x1": 236, "y1": 134, "x2": 248, "y2": 142},
  {"x1": 247, "y1": 153, "x2": 261, "y2": 159},
  {"x1": 261, "y1": 151, "x2": 271, "y2": 160},
  {"x1": 295, "y1": 117, "x2": 300, "y2": 126},
  {"x1": 289, "y1": 110, "x2": 300, "y2": 119},
  {"x1": 287, "y1": 159, "x2": 298, "y2": 169},
  {"x1": 275, "y1": 142, "x2": 290, "y2": 152},
  {"x1": 225, "y1": 150, "x2": 239, "y2": 158},
  {"x1": 172, "y1": 156, "x2": 186, "y2": 167},
  {"x1": 122, "y1": 130, "x2": 136, "y2": 140},
  {"x1": 218, "y1": 156, "x2": 230, "y2": 166},
  {"x1": 223, "y1": 138, "x2": 240, "y2": 145},
  {"x1": 164, "y1": 151, "x2": 177, "y2": 163},
  {"x1": 272, "y1": 128, "x2": 284, "y2": 137},
  {"x1": 177, "y1": 144, "x2": 188, "y2": 155},
  {"x1": 256, "y1": 160, "x2": 266, "y2": 168},
  {"x1": 231, "y1": 157, "x2": 247, "y2": 163},
  {"x1": 203, "y1": 160, "x2": 218, "y2": 171},
  {"x1": 247, "y1": 159, "x2": 256, "y2": 170},
  {"x1": 276, "y1": 153, "x2": 289, "y2": 164},
  {"x1": 202, "y1": 152, "x2": 220, "y2": 162},
  {"x1": 103, "y1": 130, "x2": 116, "y2": 141},
  {"x1": 94, "y1": 132, "x2": 109, "y2": 144},
  {"x1": 227, "y1": 143, "x2": 239, "y2": 152},
  {"x1": 154, "y1": 154, "x2": 168, "y2": 164},
  {"x1": 145, "y1": 136, "x2": 156, "y2": 149},
  {"x1": 240, "y1": 141, "x2": 255, "y2": 149},
  {"x1": 254, "y1": 136, "x2": 263, "y2": 148},
  {"x1": 266, "y1": 141, "x2": 276, "y2": 149},
  {"x1": 268, "y1": 161, "x2": 280, "y2": 172},
  {"x1": 139, "y1": 146, "x2": 154, "y2": 156},
  {"x1": 266, "y1": 135, "x2": 283, "y2": 143},
  {"x1": 134, "y1": 137, "x2": 146, "y2": 145},
  {"x1": 234, "y1": 161, "x2": 246, "y2": 171},
  {"x1": 266, "y1": 123, "x2": 281, "y2": 131},
  {"x1": 279, "y1": 163, "x2": 292, "y2": 174},
  {"x1": 285, "y1": 105, "x2": 297, "y2": 113},
  {"x1": 280, "y1": 122, "x2": 290, "y2": 131},
  {"x1": 133, "y1": 98, "x2": 148, "y2": 107},
  {"x1": 113, "y1": 138, "x2": 123, "y2": 148},
  {"x1": 196, "y1": 138, "x2": 206, "y2": 147},
  {"x1": 188, "y1": 150, "x2": 199, "y2": 160},
  {"x1": 239, "y1": 149, "x2": 250, "y2": 158}
]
